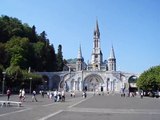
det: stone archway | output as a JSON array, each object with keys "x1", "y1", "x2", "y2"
[
  {"x1": 83, "y1": 74, "x2": 104, "y2": 91},
  {"x1": 128, "y1": 75, "x2": 138, "y2": 92},
  {"x1": 42, "y1": 75, "x2": 49, "y2": 90},
  {"x1": 51, "y1": 75, "x2": 61, "y2": 90}
]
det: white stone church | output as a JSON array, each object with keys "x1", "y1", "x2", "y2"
[{"x1": 38, "y1": 21, "x2": 139, "y2": 93}]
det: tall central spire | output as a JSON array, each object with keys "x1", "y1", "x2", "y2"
[
  {"x1": 94, "y1": 20, "x2": 100, "y2": 38},
  {"x1": 91, "y1": 20, "x2": 103, "y2": 70}
]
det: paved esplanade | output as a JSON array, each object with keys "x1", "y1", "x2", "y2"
[{"x1": 0, "y1": 93, "x2": 160, "y2": 120}]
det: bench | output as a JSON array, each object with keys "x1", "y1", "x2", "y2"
[{"x1": 0, "y1": 101, "x2": 22, "y2": 107}]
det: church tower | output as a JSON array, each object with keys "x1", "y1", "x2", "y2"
[
  {"x1": 108, "y1": 46, "x2": 116, "y2": 71},
  {"x1": 76, "y1": 44, "x2": 84, "y2": 71},
  {"x1": 91, "y1": 20, "x2": 103, "y2": 70}
]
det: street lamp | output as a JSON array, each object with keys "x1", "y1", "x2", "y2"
[
  {"x1": 28, "y1": 67, "x2": 32, "y2": 94},
  {"x1": 2, "y1": 72, "x2": 6, "y2": 95},
  {"x1": 29, "y1": 77, "x2": 32, "y2": 94}
]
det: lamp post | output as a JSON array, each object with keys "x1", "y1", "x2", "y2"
[
  {"x1": 2, "y1": 72, "x2": 6, "y2": 95},
  {"x1": 28, "y1": 67, "x2": 32, "y2": 94},
  {"x1": 29, "y1": 77, "x2": 32, "y2": 94}
]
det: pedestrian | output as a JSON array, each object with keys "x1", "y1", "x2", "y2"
[
  {"x1": 70, "y1": 91, "x2": 73, "y2": 97},
  {"x1": 101, "y1": 86, "x2": 104, "y2": 95},
  {"x1": 84, "y1": 91, "x2": 87, "y2": 98},
  {"x1": 41, "y1": 90, "x2": 44, "y2": 98},
  {"x1": 140, "y1": 91, "x2": 143, "y2": 99},
  {"x1": 47, "y1": 91, "x2": 50, "y2": 99},
  {"x1": 53, "y1": 90, "x2": 57, "y2": 102},
  {"x1": 72, "y1": 91, "x2": 75, "y2": 98},
  {"x1": 57, "y1": 91, "x2": 61, "y2": 102},
  {"x1": 61, "y1": 90, "x2": 65, "y2": 102},
  {"x1": 21, "y1": 89, "x2": 25, "y2": 102},
  {"x1": 19, "y1": 89, "x2": 22, "y2": 102},
  {"x1": 82, "y1": 91, "x2": 87, "y2": 98},
  {"x1": 7, "y1": 89, "x2": 11, "y2": 101},
  {"x1": 32, "y1": 90, "x2": 38, "y2": 102}
]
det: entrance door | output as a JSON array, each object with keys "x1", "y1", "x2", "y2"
[{"x1": 83, "y1": 74, "x2": 103, "y2": 91}]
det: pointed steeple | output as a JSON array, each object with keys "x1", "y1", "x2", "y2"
[
  {"x1": 109, "y1": 45, "x2": 115, "y2": 59},
  {"x1": 77, "y1": 44, "x2": 82, "y2": 59},
  {"x1": 108, "y1": 45, "x2": 116, "y2": 71},
  {"x1": 91, "y1": 19, "x2": 103, "y2": 70},
  {"x1": 76, "y1": 44, "x2": 84, "y2": 71},
  {"x1": 94, "y1": 19, "x2": 100, "y2": 38}
]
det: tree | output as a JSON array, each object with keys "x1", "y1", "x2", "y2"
[
  {"x1": 5, "y1": 65, "x2": 23, "y2": 89},
  {"x1": 137, "y1": 65, "x2": 160, "y2": 91},
  {"x1": 0, "y1": 15, "x2": 64, "y2": 92},
  {"x1": 0, "y1": 15, "x2": 24, "y2": 43},
  {"x1": 32, "y1": 41, "x2": 45, "y2": 71},
  {"x1": 5, "y1": 37, "x2": 30, "y2": 68},
  {"x1": 45, "y1": 44, "x2": 57, "y2": 72},
  {"x1": 56, "y1": 44, "x2": 63, "y2": 71},
  {"x1": 39, "y1": 31, "x2": 47, "y2": 42},
  {"x1": 0, "y1": 43, "x2": 8, "y2": 67},
  {"x1": 30, "y1": 25, "x2": 37, "y2": 43}
]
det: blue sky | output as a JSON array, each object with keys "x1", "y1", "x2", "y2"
[{"x1": 0, "y1": 0, "x2": 160, "y2": 74}]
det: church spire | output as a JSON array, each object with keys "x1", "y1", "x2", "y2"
[
  {"x1": 76, "y1": 44, "x2": 84, "y2": 71},
  {"x1": 94, "y1": 19, "x2": 100, "y2": 38},
  {"x1": 91, "y1": 20, "x2": 103, "y2": 70},
  {"x1": 77, "y1": 44, "x2": 82, "y2": 59},
  {"x1": 108, "y1": 45, "x2": 116, "y2": 71},
  {"x1": 109, "y1": 45, "x2": 115, "y2": 59}
]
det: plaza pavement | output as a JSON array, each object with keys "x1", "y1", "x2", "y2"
[{"x1": 0, "y1": 92, "x2": 160, "y2": 120}]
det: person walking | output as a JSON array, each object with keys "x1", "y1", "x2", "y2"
[
  {"x1": 32, "y1": 90, "x2": 38, "y2": 102},
  {"x1": 82, "y1": 91, "x2": 87, "y2": 98},
  {"x1": 19, "y1": 89, "x2": 22, "y2": 102},
  {"x1": 61, "y1": 90, "x2": 65, "y2": 102},
  {"x1": 53, "y1": 90, "x2": 57, "y2": 102},
  {"x1": 6, "y1": 89, "x2": 11, "y2": 101},
  {"x1": 140, "y1": 91, "x2": 143, "y2": 99},
  {"x1": 21, "y1": 89, "x2": 25, "y2": 102}
]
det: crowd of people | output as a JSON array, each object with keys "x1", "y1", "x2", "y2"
[
  {"x1": 5, "y1": 88, "x2": 89, "y2": 102},
  {"x1": 41, "y1": 90, "x2": 65, "y2": 102}
]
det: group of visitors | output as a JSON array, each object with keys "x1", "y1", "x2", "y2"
[
  {"x1": 82, "y1": 91, "x2": 87, "y2": 98},
  {"x1": 120, "y1": 89, "x2": 144, "y2": 99},
  {"x1": 19, "y1": 89, "x2": 26, "y2": 102},
  {"x1": 46, "y1": 90, "x2": 65, "y2": 102},
  {"x1": 5, "y1": 88, "x2": 88, "y2": 102},
  {"x1": 53, "y1": 90, "x2": 65, "y2": 102},
  {"x1": 70, "y1": 91, "x2": 75, "y2": 97},
  {"x1": 18, "y1": 89, "x2": 38, "y2": 102}
]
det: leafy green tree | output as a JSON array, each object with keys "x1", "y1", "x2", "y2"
[
  {"x1": 5, "y1": 65, "x2": 23, "y2": 89},
  {"x1": 32, "y1": 41, "x2": 45, "y2": 71},
  {"x1": 30, "y1": 25, "x2": 37, "y2": 43},
  {"x1": 22, "y1": 70, "x2": 42, "y2": 90},
  {"x1": 5, "y1": 37, "x2": 30, "y2": 68},
  {"x1": 0, "y1": 64, "x2": 4, "y2": 84},
  {"x1": 0, "y1": 15, "x2": 64, "y2": 91},
  {"x1": 137, "y1": 65, "x2": 160, "y2": 91},
  {"x1": 39, "y1": 31, "x2": 47, "y2": 42},
  {"x1": 0, "y1": 15, "x2": 24, "y2": 43},
  {"x1": 0, "y1": 43, "x2": 8, "y2": 67}
]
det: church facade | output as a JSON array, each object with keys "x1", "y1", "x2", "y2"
[{"x1": 38, "y1": 21, "x2": 139, "y2": 93}]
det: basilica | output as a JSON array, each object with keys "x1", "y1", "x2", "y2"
[{"x1": 38, "y1": 21, "x2": 139, "y2": 93}]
